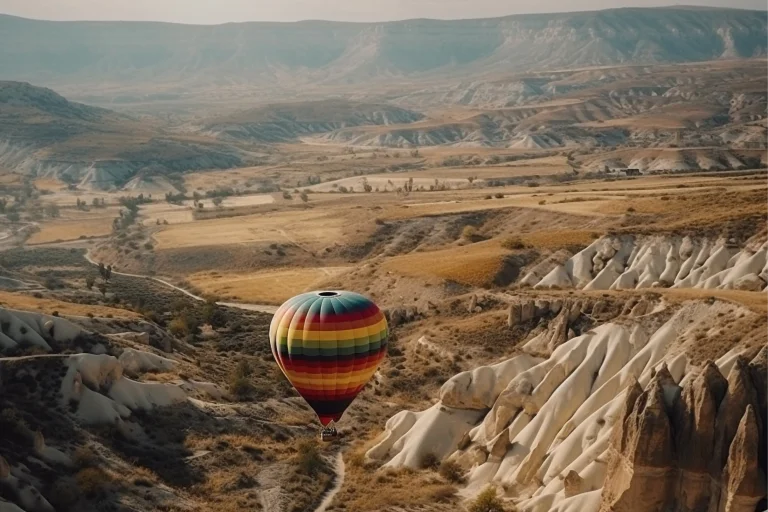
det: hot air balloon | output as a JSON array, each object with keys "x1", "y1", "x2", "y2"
[{"x1": 269, "y1": 290, "x2": 388, "y2": 440}]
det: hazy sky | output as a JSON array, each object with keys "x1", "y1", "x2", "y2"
[{"x1": 0, "y1": 0, "x2": 764, "y2": 23}]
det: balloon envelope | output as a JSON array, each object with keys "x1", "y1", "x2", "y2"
[{"x1": 269, "y1": 290, "x2": 388, "y2": 426}]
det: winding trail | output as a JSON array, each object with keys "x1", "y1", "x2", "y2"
[
  {"x1": 82, "y1": 251, "x2": 349, "y2": 511},
  {"x1": 314, "y1": 451, "x2": 346, "y2": 512},
  {"x1": 83, "y1": 251, "x2": 277, "y2": 314}
]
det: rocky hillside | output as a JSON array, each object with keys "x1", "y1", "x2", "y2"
[
  {"x1": 522, "y1": 234, "x2": 768, "y2": 292},
  {"x1": 315, "y1": 60, "x2": 767, "y2": 151},
  {"x1": 0, "y1": 82, "x2": 246, "y2": 189},
  {"x1": 366, "y1": 295, "x2": 767, "y2": 512},
  {"x1": 0, "y1": 8, "x2": 765, "y2": 101},
  {"x1": 197, "y1": 99, "x2": 424, "y2": 143},
  {"x1": 0, "y1": 297, "x2": 337, "y2": 512}
]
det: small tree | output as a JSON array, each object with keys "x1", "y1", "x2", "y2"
[
  {"x1": 98, "y1": 263, "x2": 106, "y2": 280},
  {"x1": 45, "y1": 203, "x2": 60, "y2": 218},
  {"x1": 299, "y1": 192, "x2": 309, "y2": 203},
  {"x1": 97, "y1": 283, "x2": 107, "y2": 297},
  {"x1": 468, "y1": 486, "x2": 506, "y2": 512},
  {"x1": 229, "y1": 360, "x2": 253, "y2": 398},
  {"x1": 85, "y1": 276, "x2": 95, "y2": 290},
  {"x1": 105, "y1": 265, "x2": 112, "y2": 281},
  {"x1": 212, "y1": 197, "x2": 223, "y2": 207},
  {"x1": 283, "y1": 191, "x2": 293, "y2": 200}
]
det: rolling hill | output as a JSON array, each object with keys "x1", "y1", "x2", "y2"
[
  {"x1": 0, "y1": 7, "x2": 765, "y2": 105},
  {"x1": 196, "y1": 99, "x2": 425, "y2": 142},
  {"x1": 0, "y1": 81, "x2": 246, "y2": 189}
]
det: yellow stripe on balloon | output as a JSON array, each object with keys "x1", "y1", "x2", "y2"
[
  {"x1": 275, "y1": 317, "x2": 387, "y2": 343},
  {"x1": 285, "y1": 371, "x2": 376, "y2": 388}
]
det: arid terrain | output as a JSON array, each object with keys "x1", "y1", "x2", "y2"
[{"x1": 0, "y1": 5, "x2": 766, "y2": 512}]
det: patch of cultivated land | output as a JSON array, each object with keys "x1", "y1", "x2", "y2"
[
  {"x1": 152, "y1": 208, "x2": 359, "y2": 250},
  {"x1": 187, "y1": 266, "x2": 351, "y2": 304},
  {"x1": 380, "y1": 240, "x2": 514, "y2": 288},
  {"x1": 27, "y1": 208, "x2": 122, "y2": 244},
  {"x1": 0, "y1": 290, "x2": 142, "y2": 318}
]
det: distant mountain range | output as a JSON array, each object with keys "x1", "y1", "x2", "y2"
[{"x1": 0, "y1": 7, "x2": 765, "y2": 103}]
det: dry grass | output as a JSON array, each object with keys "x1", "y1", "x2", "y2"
[
  {"x1": 0, "y1": 291, "x2": 142, "y2": 319},
  {"x1": 27, "y1": 214, "x2": 118, "y2": 244},
  {"x1": 153, "y1": 208, "x2": 353, "y2": 250},
  {"x1": 187, "y1": 267, "x2": 350, "y2": 304},
  {"x1": 603, "y1": 187, "x2": 767, "y2": 232},
  {"x1": 333, "y1": 464, "x2": 459, "y2": 511},
  {"x1": 380, "y1": 240, "x2": 510, "y2": 287},
  {"x1": 518, "y1": 230, "x2": 598, "y2": 250}
]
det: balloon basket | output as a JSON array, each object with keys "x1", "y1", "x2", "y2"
[{"x1": 320, "y1": 426, "x2": 338, "y2": 442}]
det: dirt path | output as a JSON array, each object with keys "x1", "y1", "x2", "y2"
[
  {"x1": 314, "y1": 451, "x2": 345, "y2": 512},
  {"x1": 83, "y1": 251, "x2": 277, "y2": 314}
]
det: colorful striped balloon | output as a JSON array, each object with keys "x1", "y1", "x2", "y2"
[{"x1": 269, "y1": 290, "x2": 388, "y2": 426}]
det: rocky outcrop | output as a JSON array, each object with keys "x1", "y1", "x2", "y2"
[
  {"x1": 673, "y1": 362, "x2": 728, "y2": 511},
  {"x1": 527, "y1": 236, "x2": 768, "y2": 292},
  {"x1": 715, "y1": 406, "x2": 766, "y2": 512},
  {"x1": 598, "y1": 355, "x2": 767, "y2": 512},
  {"x1": 599, "y1": 375, "x2": 677, "y2": 512}
]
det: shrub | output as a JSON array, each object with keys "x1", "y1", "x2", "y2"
[
  {"x1": 439, "y1": 460, "x2": 465, "y2": 483},
  {"x1": 627, "y1": 207, "x2": 636, "y2": 213},
  {"x1": 52, "y1": 311, "x2": 59, "y2": 317},
  {"x1": 469, "y1": 486, "x2": 507, "y2": 512},
  {"x1": 494, "y1": 193, "x2": 504, "y2": 199},
  {"x1": 501, "y1": 237, "x2": 526, "y2": 250},
  {"x1": 75, "y1": 467, "x2": 114, "y2": 497},
  {"x1": 347, "y1": 451, "x2": 366, "y2": 468},
  {"x1": 484, "y1": 195, "x2": 492, "y2": 200},
  {"x1": 296, "y1": 440, "x2": 324, "y2": 476},
  {"x1": 526, "y1": 181, "x2": 540, "y2": 187},
  {"x1": 43, "y1": 275, "x2": 62, "y2": 290},
  {"x1": 538, "y1": 200, "x2": 546, "y2": 205},
  {"x1": 431, "y1": 485, "x2": 457, "y2": 503},
  {"x1": 462, "y1": 226, "x2": 478, "y2": 240},
  {"x1": 229, "y1": 360, "x2": 254, "y2": 398},
  {"x1": 48, "y1": 477, "x2": 81, "y2": 509},
  {"x1": 419, "y1": 452, "x2": 440, "y2": 470},
  {"x1": 73, "y1": 446, "x2": 98, "y2": 468}
]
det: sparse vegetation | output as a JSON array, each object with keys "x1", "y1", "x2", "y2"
[
  {"x1": 228, "y1": 360, "x2": 254, "y2": 398},
  {"x1": 469, "y1": 486, "x2": 508, "y2": 512},
  {"x1": 75, "y1": 467, "x2": 114, "y2": 498},
  {"x1": 439, "y1": 460, "x2": 464, "y2": 483},
  {"x1": 295, "y1": 440, "x2": 324, "y2": 476},
  {"x1": 462, "y1": 225, "x2": 478, "y2": 241}
]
